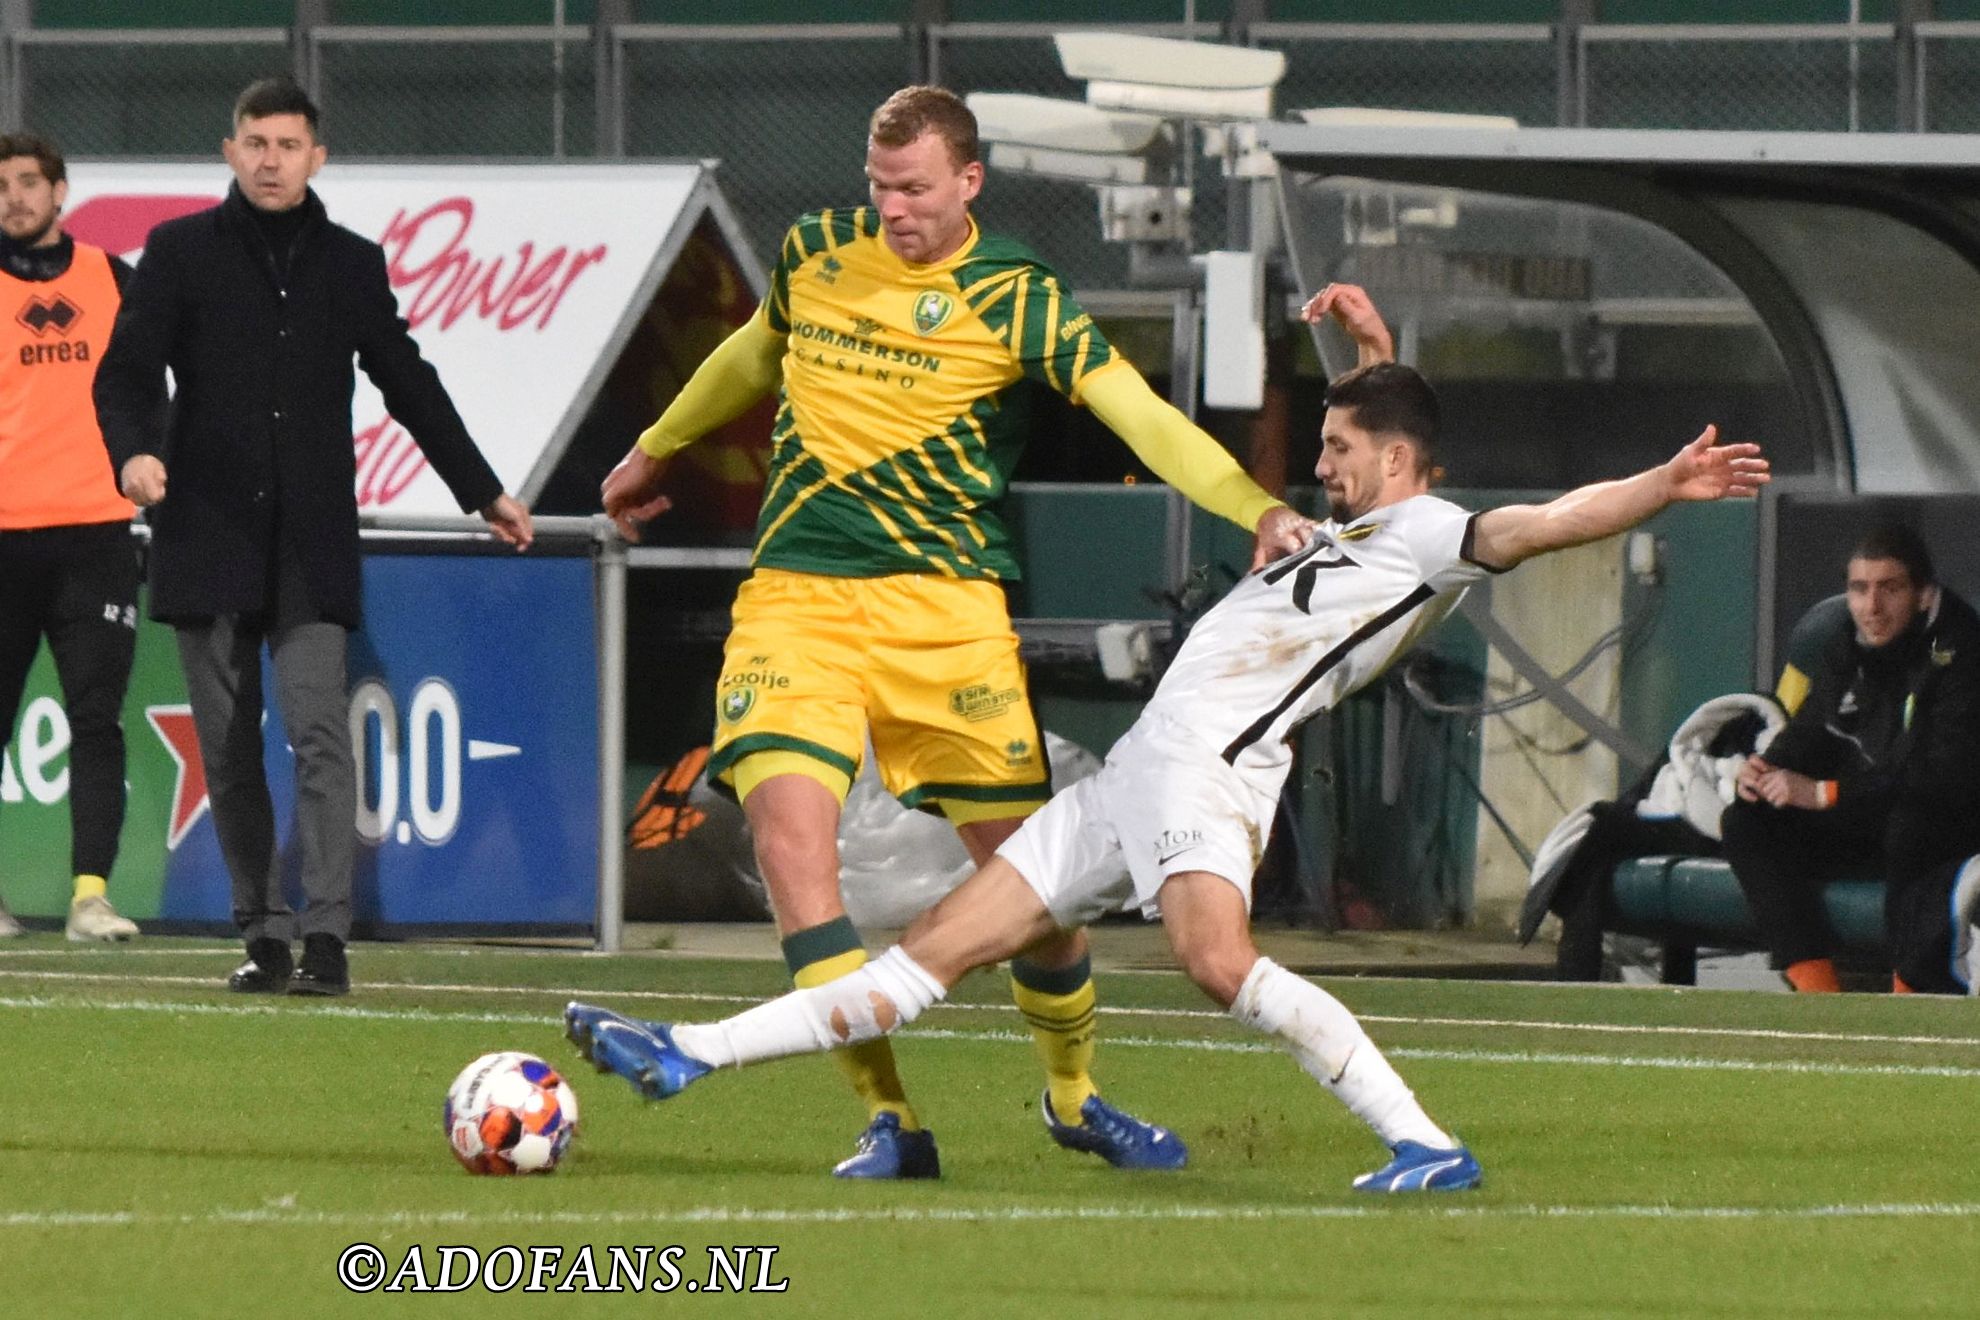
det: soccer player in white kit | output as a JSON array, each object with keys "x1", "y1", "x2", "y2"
[{"x1": 566, "y1": 286, "x2": 1769, "y2": 1191}]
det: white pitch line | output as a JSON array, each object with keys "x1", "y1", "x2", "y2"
[
  {"x1": 1, "y1": 965, "x2": 1977, "y2": 1052},
  {"x1": 6, "y1": 1201, "x2": 1980, "y2": 1231},
  {"x1": 0, "y1": 947, "x2": 240, "y2": 956},
  {"x1": 1353, "y1": 1011, "x2": 1980, "y2": 1051},
  {"x1": 3, "y1": 995, "x2": 1976, "y2": 1082}
]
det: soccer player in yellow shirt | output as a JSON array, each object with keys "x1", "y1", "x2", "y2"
[{"x1": 590, "y1": 85, "x2": 1313, "y2": 1179}]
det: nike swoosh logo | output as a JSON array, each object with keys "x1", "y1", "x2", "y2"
[{"x1": 1156, "y1": 848, "x2": 1196, "y2": 865}]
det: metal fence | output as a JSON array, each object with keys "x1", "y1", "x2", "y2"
[
  {"x1": 3, "y1": 20, "x2": 1975, "y2": 273},
  {"x1": 1579, "y1": 23, "x2": 1900, "y2": 133}
]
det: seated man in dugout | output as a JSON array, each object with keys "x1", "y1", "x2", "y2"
[{"x1": 1722, "y1": 523, "x2": 1980, "y2": 993}]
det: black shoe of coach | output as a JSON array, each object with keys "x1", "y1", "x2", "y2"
[
  {"x1": 289, "y1": 933, "x2": 350, "y2": 997},
  {"x1": 228, "y1": 938, "x2": 294, "y2": 993}
]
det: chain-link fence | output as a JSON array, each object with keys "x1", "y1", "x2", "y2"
[
  {"x1": 1580, "y1": 24, "x2": 1900, "y2": 133},
  {"x1": 1917, "y1": 23, "x2": 1980, "y2": 134},
  {"x1": 315, "y1": 28, "x2": 594, "y2": 157},
  {"x1": 7, "y1": 20, "x2": 1978, "y2": 275},
  {"x1": 14, "y1": 29, "x2": 290, "y2": 155},
  {"x1": 616, "y1": 25, "x2": 907, "y2": 271},
  {"x1": 1256, "y1": 23, "x2": 1558, "y2": 128}
]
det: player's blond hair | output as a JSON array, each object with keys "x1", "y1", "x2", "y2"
[{"x1": 869, "y1": 85, "x2": 979, "y2": 169}]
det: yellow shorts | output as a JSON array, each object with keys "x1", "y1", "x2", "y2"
[{"x1": 708, "y1": 569, "x2": 1049, "y2": 820}]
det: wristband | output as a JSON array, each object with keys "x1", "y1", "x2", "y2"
[{"x1": 1817, "y1": 780, "x2": 1839, "y2": 809}]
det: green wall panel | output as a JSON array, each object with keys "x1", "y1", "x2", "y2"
[
  {"x1": 1616, "y1": 500, "x2": 1759, "y2": 758},
  {"x1": 1008, "y1": 485, "x2": 1172, "y2": 620}
]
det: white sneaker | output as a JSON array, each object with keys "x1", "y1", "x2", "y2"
[
  {"x1": 66, "y1": 895, "x2": 138, "y2": 943},
  {"x1": 0, "y1": 900, "x2": 23, "y2": 938}
]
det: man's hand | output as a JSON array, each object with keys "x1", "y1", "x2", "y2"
[
  {"x1": 120, "y1": 455, "x2": 167, "y2": 507},
  {"x1": 1737, "y1": 755, "x2": 1827, "y2": 809},
  {"x1": 1665, "y1": 425, "x2": 1770, "y2": 502},
  {"x1": 1299, "y1": 283, "x2": 1395, "y2": 366},
  {"x1": 1734, "y1": 754, "x2": 1771, "y2": 803},
  {"x1": 1250, "y1": 504, "x2": 1320, "y2": 570},
  {"x1": 601, "y1": 445, "x2": 673, "y2": 542},
  {"x1": 480, "y1": 493, "x2": 534, "y2": 551}
]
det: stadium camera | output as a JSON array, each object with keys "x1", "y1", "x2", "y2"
[
  {"x1": 967, "y1": 93, "x2": 1169, "y2": 186},
  {"x1": 1055, "y1": 31, "x2": 1286, "y2": 121},
  {"x1": 968, "y1": 92, "x2": 1166, "y2": 153},
  {"x1": 1098, "y1": 184, "x2": 1192, "y2": 243},
  {"x1": 987, "y1": 144, "x2": 1153, "y2": 185}
]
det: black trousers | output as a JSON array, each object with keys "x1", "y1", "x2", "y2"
[
  {"x1": 1883, "y1": 800, "x2": 1980, "y2": 994},
  {"x1": 1720, "y1": 795, "x2": 1884, "y2": 970},
  {"x1": 0, "y1": 522, "x2": 139, "y2": 879}
]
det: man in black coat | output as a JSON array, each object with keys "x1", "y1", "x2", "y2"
[
  {"x1": 1722, "y1": 523, "x2": 1980, "y2": 993},
  {"x1": 94, "y1": 78, "x2": 532, "y2": 996}
]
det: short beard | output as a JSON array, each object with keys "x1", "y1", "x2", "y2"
[{"x1": 3, "y1": 213, "x2": 56, "y2": 247}]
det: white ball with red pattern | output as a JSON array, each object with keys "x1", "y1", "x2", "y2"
[{"x1": 444, "y1": 1051, "x2": 579, "y2": 1174}]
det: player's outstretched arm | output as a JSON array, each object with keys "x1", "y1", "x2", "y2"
[
  {"x1": 601, "y1": 314, "x2": 784, "y2": 541},
  {"x1": 1300, "y1": 283, "x2": 1395, "y2": 367},
  {"x1": 1469, "y1": 425, "x2": 1769, "y2": 570},
  {"x1": 1079, "y1": 366, "x2": 1318, "y2": 567}
]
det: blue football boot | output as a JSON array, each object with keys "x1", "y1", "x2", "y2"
[
  {"x1": 1041, "y1": 1090, "x2": 1188, "y2": 1170},
  {"x1": 832, "y1": 1112, "x2": 941, "y2": 1180},
  {"x1": 1351, "y1": 1140, "x2": 1483, "y2": 1193},
  {"x1": 563, "y1": 1001, "x2": 710, "y2": 1100}
]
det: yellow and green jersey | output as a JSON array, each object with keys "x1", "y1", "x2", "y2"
[{"x1": 753, "y1": 206, "x2": 1127, "y2": 580}]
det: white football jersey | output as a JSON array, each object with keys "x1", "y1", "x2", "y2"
[{"x1": 1141, "y1": 493, "x2": 1498, "y2": 784}]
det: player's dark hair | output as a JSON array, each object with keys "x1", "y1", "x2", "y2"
[
  {"x1": 1851, "y1": 521, "x2": 1935, "y2": 587},
  {"x1": 0, "y1": 133, "x2": 65, "y2": 187},
  {"x1": 870, "y1": 85, "x2": 979, "y2": 168},
  {"x1": 233, "y1": 77, "x2": 320, "y2": 138},
  {"x1": 1325, "y1": 362, "x2": 1440, "y2": 475}
]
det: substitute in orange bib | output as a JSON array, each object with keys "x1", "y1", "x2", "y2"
[{"x1": 0, "y1": 133, "x2": 142, "y2": 943}]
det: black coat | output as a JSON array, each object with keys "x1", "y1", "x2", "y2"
[
  {"x1": 1767, "y1": 587, "x2": 1980, "y2": 817},
  {"x1": 94, "y1": 183, "x2": 503, "y2": 629}
]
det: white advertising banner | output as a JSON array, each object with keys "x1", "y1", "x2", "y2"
[{"x1": 62, "y1": 161, "x2": 734, "y2": 515}]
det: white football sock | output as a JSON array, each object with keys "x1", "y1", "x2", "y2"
[
  {"x1": 1229, "y1": 957, "x2": 1455, "y2": 1150},
  {"x1": 670, "y1": 945, "x2": 946, "y2": 1070}
]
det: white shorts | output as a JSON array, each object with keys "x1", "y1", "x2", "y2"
[{"x1": 996, "y1": 714, "x2": 1280, "y2": 927}]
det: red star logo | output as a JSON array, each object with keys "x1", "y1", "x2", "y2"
[{"x1": 145, "y1": 705, "x2": 209, "y2": 850}]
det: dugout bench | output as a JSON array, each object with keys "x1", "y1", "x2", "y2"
[{"x1": 1563, "y1": 856, "x2": 1884, "y2": 985}]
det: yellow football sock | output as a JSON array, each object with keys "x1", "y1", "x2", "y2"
[
  {"x1": 785, "y1": 918, "x2": 919, "y2": 1131},
  {"x1": 72, "y1": 874, "x2": 107, "y2": 903},
  {"x1": 1011, "y1": 955, "x2": 1098, "y2": 1120}
]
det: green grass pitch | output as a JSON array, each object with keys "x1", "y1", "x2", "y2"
[{"x1": 4, "y1": 937, "x2": 1978, "y2": 1317}]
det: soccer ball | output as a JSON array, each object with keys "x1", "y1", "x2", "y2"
[{"x1": 443, "y1": 1051, "x2": 579, "y2": 1175}]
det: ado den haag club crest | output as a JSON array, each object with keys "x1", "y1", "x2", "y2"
[{"x1": 912, "y1": 289, "x2": 953, "y2": 336}]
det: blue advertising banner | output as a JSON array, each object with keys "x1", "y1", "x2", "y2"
[{"x1": 157, "y1": 551, "x2": 600, "y2": 932}]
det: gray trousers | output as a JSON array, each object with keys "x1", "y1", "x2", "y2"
[{"x1": 175, "y1": 617, "x2": 354, "y2": 943}]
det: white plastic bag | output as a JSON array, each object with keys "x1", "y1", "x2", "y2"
[{"x1": 835, "y1": 731, "x2": 1103, "y2": 927}]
